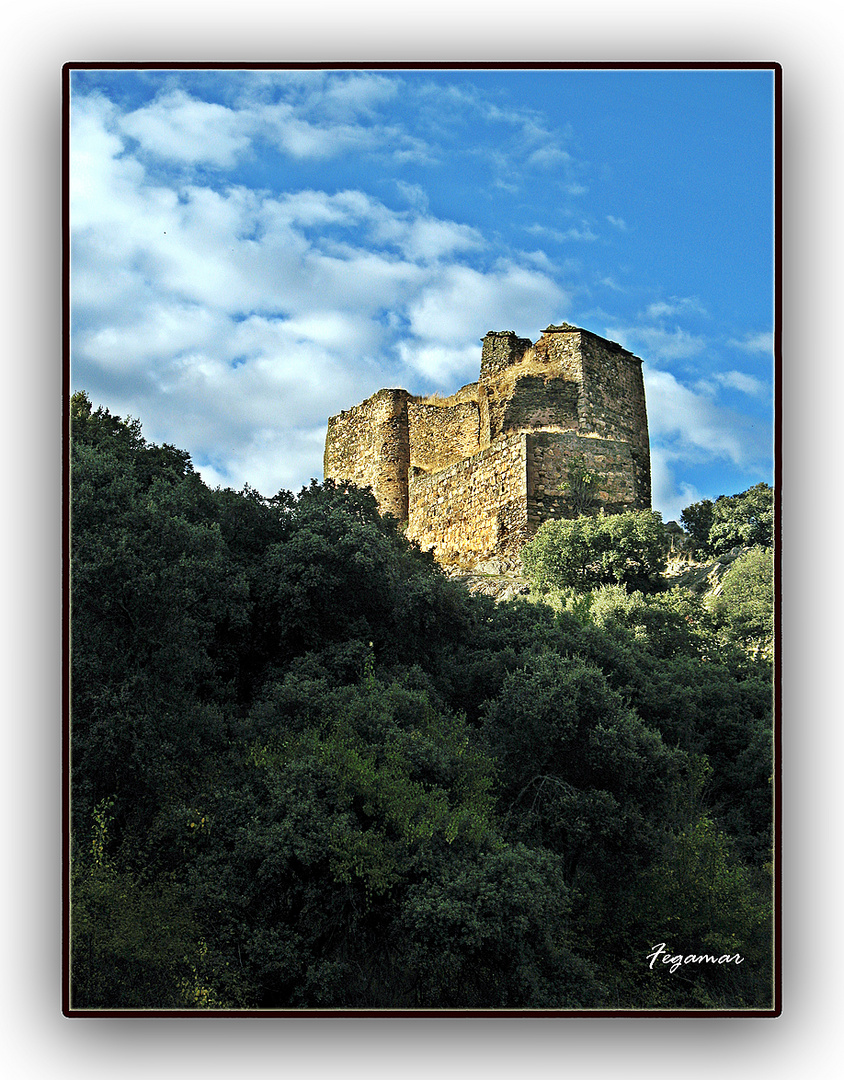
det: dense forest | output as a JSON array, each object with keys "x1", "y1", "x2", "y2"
[{"x1": 68, "y1": 391, "x2": 775, "y2": 1011}]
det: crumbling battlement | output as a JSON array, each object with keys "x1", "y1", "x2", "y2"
[{"x1": 324, "y1": 323, "x2": 651, "y2": 565}]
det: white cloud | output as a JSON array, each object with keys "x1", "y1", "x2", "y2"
[
  {"x1": 644, "y1": 367, "x2": 770, "y2": 471},
  {"x1": 396, "y1": 342, "x2": 481, "y2": 384},
  {"x1": 527, "y1": 145, "x2": 572, "y2": 169},
  {"x1": 70, "y1": 89, "x2": 571, "y2": 493},
  {"x1": 645, "y1": 296, "x2": 707, "y2": 319},
  {"x1": 563, "y1": 223, "x2": 598, "y2": 242},
  {"x1": 606, "y1": 215, "x2": 627, "y2": 230},
  {"x1": 727, "y1": 331, "x2": 774, "y2": 354},
  {"x1": 713, "y1": 370, "x2": 768, "y2": 396},
  {"x1": 608, "y1": 323, "x2": 707, "y2": 362},
  {"x1": 526, "y1": 222, "x2": 598, "y2": 244},
  {"x1": 258, "y1": 101, "x2": 378, "y2": 160},
  {"x1": 318, "y1": 72, "x2": 399, "y2": 118},
  {"x1": 394, "y1": 181, "x2": 429, "y2": 211},
  {"x1": 107, "y1": 77, "x2": 428, "y2": 172},
  {"x1": 648, "y1": 448, "x2": 705, "y2": 523},
  {"x1": 404, "y1": 262, "x2": 568, "y2": 350},
  {"x1": 119, "y1": 90, "x2": 253, "y2": 167}
]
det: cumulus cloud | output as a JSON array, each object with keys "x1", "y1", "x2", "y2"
[
  {"x1": 316, "y1": 71, "x2": 399, "y2": 118},
  {"x1": 396, "y1": 342, "x2": 481, "y2": 384},
  {"x1": 119, "y1": 91, "x2": 252, "y2": 167},
  {"x1": 645, "y1": 296, "x2": 707, "y2": 320},
  {"x1": 71, "y1": 88, "x2": 571, "y2": 495},
  {"x1": 607, "y1": 323, "x2": 707, "y2": 362},
  {"x1": 644, "y1": 367, "x2": 770, "y2": 471},
  {"x1": 105, "y1": 75, "x2": 429, "y2": 172},
  {"x1": 70, "y1": 72, "x2": 771, "y2": 510},
  {"x1": 648, "y1": 448, "x2": 707, "y2": 523},
  {"x1": 404, "y1": 262, "x2": 567, "y2": 350}
]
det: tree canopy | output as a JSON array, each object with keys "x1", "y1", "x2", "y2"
[
  {"x1": 520, "y1": 509, "x2": 668, "y2": 593},
  {"x1": 69, "y1": 393, "x2": 774, "y2": 1011},
  {"x1": 681, "y1": 483, "x2": 773, "y2": 557}
]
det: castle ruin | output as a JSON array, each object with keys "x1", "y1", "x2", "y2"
[{"x1": 324, "y1": 323, "x2": 651, "y2": 567}]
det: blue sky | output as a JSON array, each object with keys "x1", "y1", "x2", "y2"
[{"x1": 69, "y1": 66, "x2": 775, "y2": 522}]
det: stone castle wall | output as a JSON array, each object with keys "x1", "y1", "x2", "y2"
[
  {"x1": 407, "y1": 432, "x2": 529, "y2": 564},
  {"x1": 323, "y1": 388, "x2": 411, "y2": 520},
  {"x1": 323, "y1": 323, "x2": 651, "y2": 565},
  {"x1": 526, "y1": 432, "x2": 639, "y2": 526},
  {"x1": 407, "y1": 399, "x2": 481, "y2": 473}
]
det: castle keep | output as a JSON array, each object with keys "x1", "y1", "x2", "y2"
[{"x1": 324, "y1": 324, "x2": 651, "y2": 566}]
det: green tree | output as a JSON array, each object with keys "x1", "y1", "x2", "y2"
[
  {"x1": 633, "y1": 818, "x2": 774, "y2": 1008},
  {"x1": 680, "y1": 498, "x2": 715, "y2": 557},
  {"x1": 69, "y1": 393, "x2": 775, "y2": 1011},
  {"x1": 520, "y1": 510, "x2": 667, "y2": 593},
  {"x1": 71, "y1": 800, "x2": 251, "y2": 1009},
  {"x1": 180, "y1": 672, "x2": 596, "y2": 1007},
  {"x1": 710, "y1": 546, "x2": 774, "y2": 659},
  {"x1": 480, "y1": 654, "x2": 687, "y2": 886},
  {"x1": 709, "y1": 483, "x2": 774, "y2": 555},
  {"x1": 680, "y1": 483, "x2": 773, "y2": 557}
]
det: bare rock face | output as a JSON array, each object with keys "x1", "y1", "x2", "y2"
[
  {"x1": 451, "y1": 572, "x2": 531, "y2": 602},
  {"x1": 664, "y1": 547, "x2": 748, "y2": 597},
  {"x1": 324, "y1": 323, "x2": 651, "y2": 568}
]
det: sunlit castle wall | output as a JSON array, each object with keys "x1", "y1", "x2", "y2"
[
  {"x1": 323, "y1": 322, "x2": 651, "y2": 565},
  {"x1": 323, "y1": 388, "x2": 412, "y2": 521},
  {"x1": 532, "y1": 325, "x2": 651, "y2": 509}
]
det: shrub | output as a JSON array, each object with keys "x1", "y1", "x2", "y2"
[
  {"x1": 710, "y1": 546, "x2": 774, "y2": 658},
  {"x1": 520, "y1": 510, "x2": 667, "y2": 593},
  {"x1": 681, "y1": 483, "x2": 773, "y2": 557}
]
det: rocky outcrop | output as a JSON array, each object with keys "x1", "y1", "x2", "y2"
[{"x1": 664, "y1": 547, "x2": 749, "y2": 597}]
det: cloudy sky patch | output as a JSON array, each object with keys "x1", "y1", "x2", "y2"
[{"x1": 70, "y1": 67, "x2": 775, "y2": 513}]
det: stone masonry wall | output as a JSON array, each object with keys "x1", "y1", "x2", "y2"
[
  {"x1": 478, "y1": 331, "x2": 534, "y2": 446},
  {"x1": 323, "y1": 388, "x2": 411, "y2": 520},
  {"x1": 532, "y1": 324, "x2": 650, "y2": 506},
  {"x1": 406, "y1": 432, "x2": 528, "y2": 564},
  {"x1": 501, "y1": 374, "x2": 579, "y2": 433},
  {"x1": 577, "y1": 331, "x2": 651, "y2": 508},
  {"x1": 407, "y1": 399, "x2": 481, "y2": 473},
  {"x1": 323, "y1": 322, "x2": 652, "y2": 566},
  {"x1": 526, "y1": 432, "x2": 641, "y2": 528}
]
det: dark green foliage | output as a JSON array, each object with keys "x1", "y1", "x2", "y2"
[
  {"x1": 71, "y1": 800, "x2": 253, "y2": 1009},
  {"x1": 711, "y1": 546, "x2": 774, "y2": 659},
  {"x1": 69, "y1": 394, "x2": 774, "y2": 1010},
  {"x1": 681, "y1": 483, "x2": 773, "y2": 557},
  {"x1": 400, "y1": 845, "x2": 603, "y2": 1007},
  {"x1": 520, "y1": 509, "x2": 668, "y2": 593},
  {"x1": 481, "y1": 655, "x2": 687, "y2": 884},
  {"x1": 680, "y1": 497, "x2": 715, "y2": 557},
  {"x1": 631, "y1": 819, "x2": 774, "y2": 1008},
  {"x1": 709, "y1": 483, "x2": 774, "y2": 555}
]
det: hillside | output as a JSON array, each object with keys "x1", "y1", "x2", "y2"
[{"x1": 68, "y1": 393, "x2": 775, "y2": 1013}]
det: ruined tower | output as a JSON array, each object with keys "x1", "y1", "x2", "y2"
[{"x1": 323, "y1": 323, "x2": 651, "y2": 567}]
